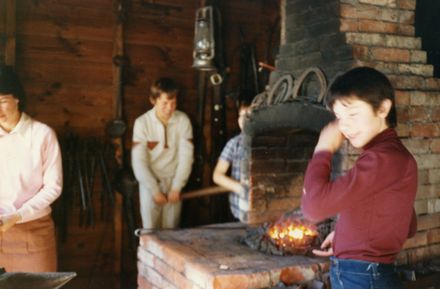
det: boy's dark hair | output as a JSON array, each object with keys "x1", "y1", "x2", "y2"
[
  {"x1": 327, "y1": 66, "x2": 397, "y2": 128},
  {"x1": 150, "y1": 77, "x2": 178, "y2": 100},
  {"x1": 0, "y1": 65, "x2": 26, "y2": 111}
]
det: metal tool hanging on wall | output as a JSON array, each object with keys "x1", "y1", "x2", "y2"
[
  {"x1": 191, "y1": 1, "x2": 230, "y2": 223},
  {"x1": 192, "y1": 5, "x2": 216, "y2": 188},
  {"x1": 55, "y1": 135, "x2": 115, "y2": 241},
  {"x1": 238, "y1": 41, "x2": 260, "y2": 105},
  {"x1": 191, "y1": 3, "x2": 228, "y2": 190},
  {"x1": 106, "y1": 54, "x2": 128, "y2": 140},
  {"x1": 209, "y1": 1, "x2": 227, "y2": 167}
]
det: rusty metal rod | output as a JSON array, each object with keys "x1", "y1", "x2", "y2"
[{"x1": 258, "y1": 61, "x2": 276, "y2": 71}]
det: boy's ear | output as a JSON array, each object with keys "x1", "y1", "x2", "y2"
[
  {"x1": 378, "y1": 99, "x2": 392, "y2": 118},
  {"x1": 149, "y1": 97, "x2": 155, "y2": 105}
]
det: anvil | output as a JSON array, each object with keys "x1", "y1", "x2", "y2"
[{"x1": 0, "y1": 268, "x2": 76, "y2": 289}]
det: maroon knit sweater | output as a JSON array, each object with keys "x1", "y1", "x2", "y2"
[{"x1": 302, "y1": 128, "x2": 417, "y2": 264}]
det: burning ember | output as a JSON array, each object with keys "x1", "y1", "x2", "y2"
[
  {"x1": 244, "y1": 209, "x2": 334, "y2": 256},
  {"x1": 267, "y1": 219, "x2": 318, "y2": 255}
]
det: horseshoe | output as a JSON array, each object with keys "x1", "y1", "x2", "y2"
[
  {"x1": 267, "y1": 74, "x2": 294, "y2": 105},
  {"x1": 292, "y1": 67, "x2": 327, "y2": 103}
]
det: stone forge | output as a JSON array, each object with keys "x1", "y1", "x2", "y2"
[{"x1": 137, "y1": 223, "x2": 329, "y2": 289}]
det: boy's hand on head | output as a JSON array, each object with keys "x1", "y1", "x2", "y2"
[
  {"x1": 168, "y1": 189, "x2": 181, "y2": 203},
  {"x1": 153, "y1": 192, "x2": 168, "y2": 206},
  {"x1": 312, "y1": 231, "x2": 334, "y2": 257},
  {"x1": 314, "y1": 121, "x2": 345, "y2": 153}
]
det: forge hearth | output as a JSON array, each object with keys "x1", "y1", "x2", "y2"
[
  {"x1": 244, "y1": 220, "x2": 318, "y2": 257},
  {"x1": 137, "y1": 223, "x2": 329, "y2": 289},
  {"x1": 244, "y1": 210, "x2": 334, "y2": 257}
]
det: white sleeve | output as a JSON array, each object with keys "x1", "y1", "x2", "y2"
[
  {"x1": 17, "y1": 128, "x2": 63, "y2": 222},
  {"x1": 171, "y1": 115, "x2": 194, "y2": 191},
  {"x1": 131, "y1": 118, "x2": 160, "y2": 194}
]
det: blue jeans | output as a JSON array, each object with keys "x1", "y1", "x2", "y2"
[{"x1": 330, "y1": 257, "x2": 403, "y2": 289}]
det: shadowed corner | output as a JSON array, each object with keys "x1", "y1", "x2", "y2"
[{"x1": 0, "y1": 268, "x2": 76, "y2": 289}]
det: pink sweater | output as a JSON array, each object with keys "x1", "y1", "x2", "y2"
[
  {"x1": 0, "y1": 113, "x2": 62, "y2": 223},
  {"x1": 302, "y1": 128, "x2": 417, "y2": 264}
]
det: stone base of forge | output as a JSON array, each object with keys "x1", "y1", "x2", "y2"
[{"x1": 137, "y1": 222, "x2": 329, "y2": 289}]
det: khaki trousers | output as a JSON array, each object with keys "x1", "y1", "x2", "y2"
[{"x1": 0, "y1": 214, "x2": 57, "y2": 272}]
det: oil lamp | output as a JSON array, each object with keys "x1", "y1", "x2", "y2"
[{"x1": 192, "y1": 6, "x2": 215, "y2": 71}]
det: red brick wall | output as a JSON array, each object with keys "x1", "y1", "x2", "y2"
[{"x1": 244, "y1": 129, "x2": 318, "y2": 224}]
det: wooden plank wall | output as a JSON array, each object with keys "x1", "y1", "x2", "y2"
[
  {"x1": 0, "y1": 0, "x2": 6, "y2": 62},
  {"x1": 16, "y1": 0, "x2": 114, "y2": 135},
  {"x1": 14, "y1": 0, "x2": 279, "y2": 139},
  {"x1": 3, "y1": 0, "x2": 280, "y2": 288}
]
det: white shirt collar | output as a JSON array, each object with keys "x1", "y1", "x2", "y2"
[
  {"x1": 11, "y1": 112, "x2": 31, "y2": 135},
  {"x1": 0, "y1": 112, "x2": 31, "y2": 137}
]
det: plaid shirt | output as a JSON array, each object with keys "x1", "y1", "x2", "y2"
[
  {"x1": 219, "y1": 134, "x2": 245, "y2": 182},
  {"x1": 218, "y1": 133, "x2": 245, "y2": 219}
]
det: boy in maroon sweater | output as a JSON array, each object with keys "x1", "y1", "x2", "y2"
[{"x1": 301, "y1": 67, "x2": 417, "y2": 289}]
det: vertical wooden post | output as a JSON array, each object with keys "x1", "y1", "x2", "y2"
[
  {"x1": 5, "y1": 0, "x2": 15, "y2": 66},
  {"x1": 112, "y1": 0, "x2": 125, "y2": 168},
  {"x1": 113, "y1": 192, "x2": 123, "y2": 289},
  {"x1": 112, "y1": 1, "x2": 125, "y2": 289},
  {"x1": 113, "y1": 2, "x2": 124, "y2": 122}
]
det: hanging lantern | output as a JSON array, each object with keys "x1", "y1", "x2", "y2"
[{"x1": 192, "y1": 6, "x2": 215, "y2": 71}]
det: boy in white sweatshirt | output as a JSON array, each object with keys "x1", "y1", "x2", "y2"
[{"x1": 131, "y1": 78, "x2": 194, "y2": 229}]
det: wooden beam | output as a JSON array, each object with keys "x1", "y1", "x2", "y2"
[
  {"x1": 181, "y1": 186, "x2": 230, "y2": 200},
  {"x1": 113, "y1": 192, "x2": 123, "y2": 289},
  {"x1": 112, "y1": 1, "x2": 125, "y2": 289},
  {"x1": 113, "y1": 0, "x2": 124, "y2": 119},
  {"x1": 5, "y1": 0, "x2": 15, "y2": 66}
]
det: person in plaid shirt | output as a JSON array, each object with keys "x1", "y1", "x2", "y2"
[{"x1": 213, "y1": 102, "x2": 250, "y2": 219}]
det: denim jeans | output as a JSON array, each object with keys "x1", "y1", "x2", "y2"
[{"x1": 330, "y1": 257, "x2": 403, "y2": 289}]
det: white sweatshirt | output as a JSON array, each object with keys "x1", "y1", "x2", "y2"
[{"x1": 131, "y1": 107, "x2": 194, "y2": 195}]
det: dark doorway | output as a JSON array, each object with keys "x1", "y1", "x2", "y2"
[{"x1": 415, "y1": 0, "x2": 440, "y2": 78}]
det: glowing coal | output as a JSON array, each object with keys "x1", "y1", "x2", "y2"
[
  {"x1": 243, "y1": 209, "x2": 334, "y2": 256},
  {"x1": 267, "y1": 218, "x2": 318, "y2": 255}
]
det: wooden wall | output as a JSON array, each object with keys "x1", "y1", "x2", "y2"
[
  {"x1": 15, "y1": 0, "x2": 114, "y2": 134},
  {"x1": 1, "y1": 0, "x2": 279, "y2": 288},
  {"x1": 12, "y1": 0, "x2": 280, "y2": 222},
  {"x1": 13, "y1": 0, "x2": 279, "y2": 138}
]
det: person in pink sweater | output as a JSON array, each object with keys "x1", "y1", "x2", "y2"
[
  {"x1": 301, "y1": 67, "x2": 417, "y2": 289},
  {"x1": 0, "y1": 65, "x2": 62, "y2": 272}
]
